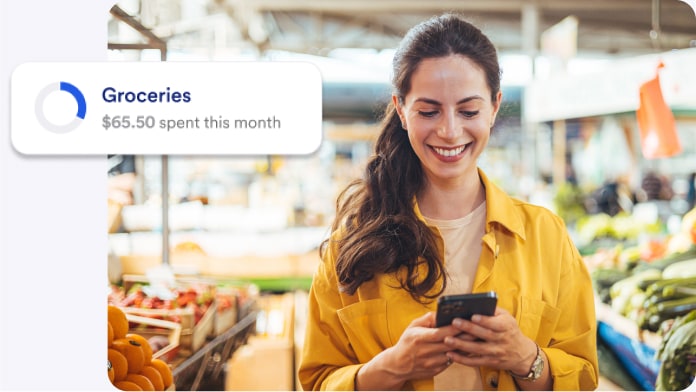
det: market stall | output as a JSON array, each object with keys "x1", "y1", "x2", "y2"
[
  {"x1": 525, "y1": 48, "x2": 696, "y2": 391},
  {"x1": 585, "y1": 207, "x2": 696, "y2": 391},
  {"x1": 101, "y1": 1, "x2": 696, "y2": 391}
]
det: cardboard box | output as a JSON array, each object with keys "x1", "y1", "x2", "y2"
[
  {"x1": 226, "y1": 292, "x2": 297, "y2": 390},
  {"x1": 254, "y1": 293, "x2": 295, "y2": 341},
  {"x1": 225, "y1": 337, "x2": 294, "y2": 391},
  {"x1": 293, "y1": 291, "x2": 309, "y2": 391}
]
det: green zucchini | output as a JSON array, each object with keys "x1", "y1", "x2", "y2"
[
  {"x1": 655, "y1": 296, "x2": 696, "y2": 319},
  {"x1": 645, "y1": 277, "x2": 696, "y2": 297},
  {"x1": 634, "y1": 246, "x2": 696, "y2": 272},
  {"x1": 645, "y1": 296, "x2": 696, "y2": 331},
  {"x1": 662, "y1": 257, "x2": 696, "y2": 279},
  {"x1": 643, "y1": 290, "x2": 692, "y2": 307}
]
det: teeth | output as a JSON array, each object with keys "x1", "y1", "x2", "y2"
[{"x1": 433, "y1": 145, "x2": 465, "y2": 157}]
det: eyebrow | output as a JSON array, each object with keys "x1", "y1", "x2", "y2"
[{"x1": 413, "y1": 96, "x2": 485, "y2": 105}]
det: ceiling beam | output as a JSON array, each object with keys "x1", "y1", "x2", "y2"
[{"x1": 226, "y1": 0, "x2": 678, "y2": 13}]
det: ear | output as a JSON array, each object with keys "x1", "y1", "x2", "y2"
[
  {"x1": 392, "y1": 95, "x2": 406, "y2": 126},
  {"x1": 490, "y1": 90, "x2": 503, "y2": 126}
]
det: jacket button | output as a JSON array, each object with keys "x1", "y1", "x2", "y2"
[{"x1": 486, "y1": 373, "x2": 498, "y2": 388}]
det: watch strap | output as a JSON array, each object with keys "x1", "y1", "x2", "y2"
[{"x1": 509, "y1": 343, "x2": 543, "y2": 382}]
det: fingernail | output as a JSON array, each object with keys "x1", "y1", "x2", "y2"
[
  {"x1": 452, "y1": 319, "x2": 462, "y2": 328},
  {"x1": 444, "y1": 337, "x2": 453, "y2": 345},
  {"x1": 471, "y1": 315, "x2": 481, "y2": 323}
]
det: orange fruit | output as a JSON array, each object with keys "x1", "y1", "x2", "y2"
[
  {"x1": 114, "y1": 380, "x2": 143, "y2": 391},
  {"x1": 149, "y1": 358, "x2": 173, "y2": 388},
  {"x1": 126, "y1": 333, "x2": 153, "y2": 364},
  {"x1": 140, "y1": 365, "x2": 164, "y2": 391},
  {"x1": 109, "y1": 305, "x2": 129, "y2": 339},
  {"x1": 108, "y1": 348, "x2": 128, "y2": 382},
  {"x1": 125, "y1": 373, "x2": 155, "y2": 391},
  {"x1": 112, "y1": 338, "x2": 145, "y2": 374},
  {"x1": 108, "y1": 322, "x2": 114, "y2": 347}
]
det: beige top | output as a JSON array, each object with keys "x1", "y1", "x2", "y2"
[{"x1": 425, "y1": 201, "x2": 486, "y2": 391}]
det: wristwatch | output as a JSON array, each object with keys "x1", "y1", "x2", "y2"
[{"x1": 509, "y1": 344, "x2": 544, "y2": 382}]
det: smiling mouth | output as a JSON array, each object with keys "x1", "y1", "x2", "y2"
[{"x1": 431, "y1": 143, "x2": 469, "y2": 157}]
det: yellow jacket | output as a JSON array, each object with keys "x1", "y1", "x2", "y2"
[{"x1": 298, "y1": 170, "x2": 599, "y2": 391}]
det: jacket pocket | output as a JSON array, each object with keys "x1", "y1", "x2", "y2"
[
  {"x1": 337, "y1": 298, "x2": 391, "y2": 362},
  {"x1": 518, "y1": 296, "x2": 561, "y2": 346}
]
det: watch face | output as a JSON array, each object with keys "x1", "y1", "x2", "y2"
[
  {"x1": 531, "y1": 353, "x2": 544, "y2": 379},
  {"x1": 510, "y1": 346, "x2": 544, "y2": 381}
]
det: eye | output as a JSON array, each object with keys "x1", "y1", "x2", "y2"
[
  {"x1": 418, "y1": 110, "x2": 438, "y2": 118},
  {"x1": 461, "y1": 110, "x2": 479, "y2": 118}
]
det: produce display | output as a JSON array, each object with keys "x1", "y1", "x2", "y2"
[
  {"x1": 108, "y1": 305, "x2": 174, "y2": 391},
  {"x1": 108, "y1": 278, "x2": 221, "y2": 355},
  {"x1": 106, "y1": 275, "x2": 259, "y2": 391},
  {"x1": 109, "y1": 281, "x2": 215, "y2": 326},
  {"x1": 655, "y1": 310, "x2": 696, "y2": 391},
  {"x1": 586, "y1": 206, "x2": 696, "y2": 390}
]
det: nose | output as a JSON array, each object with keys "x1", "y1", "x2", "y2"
[{"x1": 436, "y1": 110, "x2": 458, "y2": 140}]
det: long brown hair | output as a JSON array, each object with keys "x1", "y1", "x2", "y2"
[{"x1": 321, "y1": 14, "x2": 502, "y2": 303}]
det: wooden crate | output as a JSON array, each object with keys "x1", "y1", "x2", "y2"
[
  {"x1": 118, "y1": 275, "x2": 218, "y2": 353},
  {"x1": 122, "y1": 302, "x2": 215, "y2": 353},
  {"x1": 212, "y1": 290, "x2": 238, "y2": 337},
  {"x1": 125, "y1": 313, "x2": 181, "y2": 362},
  {"x1": 213, "y1": 308, "x2": 237, "y2": 337}
]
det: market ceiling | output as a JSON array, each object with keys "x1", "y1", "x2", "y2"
[{"x1": 209, "y1": 0, "x2": 696, "y2": 56}]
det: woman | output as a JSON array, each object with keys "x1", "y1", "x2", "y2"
[{"x1": 298, "y1": 14, "x2": 598, "y2": 391}]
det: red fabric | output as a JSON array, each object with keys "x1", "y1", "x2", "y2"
[{"x1": 636, "y1": 64, "x2": 682, "y2": 159}]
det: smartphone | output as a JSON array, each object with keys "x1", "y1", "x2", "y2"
[{"x1": 435, "y1": 291, "x2": 497, "y2": 327}]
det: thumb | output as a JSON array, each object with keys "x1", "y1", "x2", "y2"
[{"x1": 410, "y1": 311, "x2": 436, "y2": 328}]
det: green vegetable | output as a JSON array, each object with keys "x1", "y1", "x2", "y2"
[
  {"x1": 657, "y1": 310, "x2": 696, "y2": 358},
  {"x1": 643, "y1": 289, "x2": 693, "y2": 307},
  {"x1": 609, "y1": 269, "x2": 662, "y2": 316},
  {"x1": 642, "y1": 296, "x2": 696, "y2": 332},
  {"x1": 642, "y1": 277, "x2": 696, "y2": 309},
  {"x1": 593, "y1": 268, "x2": 631, "y2": 287},
  {"x1": 645, "y1": 277, "x2": 696, "y2": 297},
  {"x1": 655, "y1": 297, "x2": 696, "y2": 318},
  {"x1": 591, "y1": 268, "x2": 630, "y2": 303},
  {"x1": 634, "y1": 246, "x2": 696, "y2": 273},
  {"x1": 553, "y1": 182, "x2": 587, "y2": 225},
  {"x1": 662, "y1": 258, "x2": 696, "y2": 279},
  {"x1": 655, "y1": 310, "x2": 696, "y2": 391}
]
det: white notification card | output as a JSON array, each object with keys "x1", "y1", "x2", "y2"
[{"x1": 11, "y1": 62, "x2": 323, "y2": 155}]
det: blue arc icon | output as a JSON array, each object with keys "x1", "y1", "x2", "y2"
[{"x1": 35, "y1": 81, "x2": 87, "y2": 133}]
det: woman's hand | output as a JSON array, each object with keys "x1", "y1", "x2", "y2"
[
  {"x1": 355, "y1": 311, "x2": 460, "y2": 390},
  {"x1": 442, "y1": 307, "x2": 552, "y2": 390},
  {"x1": 443, "y1": 307, "x2": 536, "y2": 373}
]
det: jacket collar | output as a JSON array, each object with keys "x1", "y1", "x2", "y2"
[
  {"x1": 412, "y1": 168, "x2": 526, "y2": 242},
  {"x1": 478, "y1": 168, "x2": 526, "y2": 241}
]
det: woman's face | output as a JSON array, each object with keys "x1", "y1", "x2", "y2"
[{"x1": 395, "y1": 54, "x2": 501, "y2": 186}]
